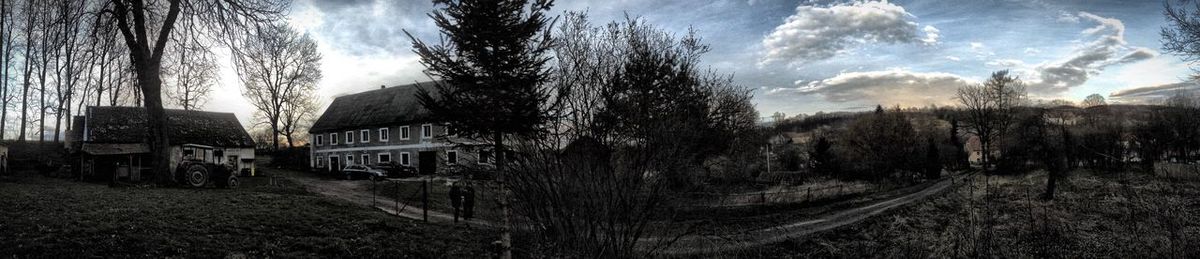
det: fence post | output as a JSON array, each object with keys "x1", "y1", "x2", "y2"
[
  {"x1": 422, "y1": 179, "x2": 429, "y2": 222},
  {"x1": 806, "y1": 187, "x2": 812, "y2": 202},
  {"x1": 394, "y1": 181, "x2": 400, "y2": 216}
]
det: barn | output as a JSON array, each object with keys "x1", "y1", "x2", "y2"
[{"x1": 69, "y1": 106, "x2": 256, "y2": 183}]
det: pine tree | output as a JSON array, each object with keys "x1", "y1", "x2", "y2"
[{"x1": 406, "y1": 1, "x2": 557, "y2": 258}]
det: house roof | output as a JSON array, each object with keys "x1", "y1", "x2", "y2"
[
  {"x1": 310, "y1": 82, "x2": 437, "y2": 133},
  {"x1": 84, "y1": 106, "x2": 255, "y2": 148}
]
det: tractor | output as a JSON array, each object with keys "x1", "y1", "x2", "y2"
[{"x1": 174, "y1": 144, "x2": 239, "y2": 188}]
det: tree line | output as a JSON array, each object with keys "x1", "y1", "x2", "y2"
[{"x1": 0, "y1": 0, "x2": 320, "y2": 154}]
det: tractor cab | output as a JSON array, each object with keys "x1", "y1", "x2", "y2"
[{"x1": 175, "y1": 144, "x2": 239, "y2": 188}]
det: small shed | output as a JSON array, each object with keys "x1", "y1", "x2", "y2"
[{"x1": 71, "y1": 106, "x2": 256, "y2": 182}]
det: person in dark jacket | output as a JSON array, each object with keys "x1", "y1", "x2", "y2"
[
  {"x1": 462, "y1": 183, "x2": 475, "y2": 220},
  {"x1": 449, "y1": 182, "x2": 462, "y2": 223}
]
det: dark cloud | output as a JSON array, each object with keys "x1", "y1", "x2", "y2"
[
  {"x1": 769, "y1": 69, "x2": 973, "y2": 106},
  {"x1": 1109, "y1": 81, "x2": 1200, "y2": 104}
]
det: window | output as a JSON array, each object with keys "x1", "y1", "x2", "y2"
[
  {"x1": 399, "y1": 126, "x2": 410, "y2": 140},
  {"x1": 479, "y1": 150, "x2": 492, "y2": 164},
  {"x1": 316, "y1": 156, "x2": 324, "y2": 167},
  {"x1": 379, "y1": 128, "x2": 390, "y2": 142},
  {"x1": 361, "y1": 154, "x2": 370, "y2": 165},
  {"x1": 345, "y1": 131, "x2": 355, "y2": 144},
  {"x1": 446, "y1": 124, "x2": 456, "y2": 137},
  {"x1": 315, "y1": 135, "x2": 324, "y2": 146},
  {"x1": 421, "y1": 124, "x2": 433, "y2": 139},
  {"x1": 379, "y1": 153, "x2": 392, "y2": 163},
  {"x1": 400, "y1": 152, "x2": 411, "y2": 166},
  {"x1": 447, "y1": 150, "x2": 458, "y2": 164},
  {"x1": 331, "y1": 133, "x2": 339, "y2": 145},
  {"x1": 360, "y1": 129, "x2": 370, "y2": 143},
  {"x1": 345, "y1": 155, "x2": 354, "y2": 165}
]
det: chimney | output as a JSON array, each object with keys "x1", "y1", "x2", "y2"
[{"x1": 380, "y1": 85, "x2": 386, "y2": 89}]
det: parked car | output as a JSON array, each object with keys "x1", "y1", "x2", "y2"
[
  {"x1": 372, "y1": 163, "x2": 418, "y2": 178},
  {"x1": 341, "y1": 165, "x2": 387, "y2": 181}
]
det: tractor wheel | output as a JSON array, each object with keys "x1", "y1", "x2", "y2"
[
  {"x1": 186, "y1": 164, "x2": 209, "y2": 188},
  {"x1": 227, "y1": 176, "x2": 240, "y2": 189}
]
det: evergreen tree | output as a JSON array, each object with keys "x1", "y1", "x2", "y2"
[{"x1": 406, "y1": 1, "x2": 557, "y2": 258}]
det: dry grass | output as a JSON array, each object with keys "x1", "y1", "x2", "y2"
[
  {"x1": 0, "y1": 173, "x2": 496, "y2": 258},
  {"x1": 719, "y1": 170, "x2": 1200, "y2": 258}
]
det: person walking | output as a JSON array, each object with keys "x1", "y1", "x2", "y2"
[{"x1": 449, "y1": 182, "x2": 462, "y2": 223}]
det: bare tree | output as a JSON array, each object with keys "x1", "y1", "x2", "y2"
[
  {"x1": 95, "y1": 0, "x2": 289, "y2": 183},
  {"x1": 15, "y1": 0, "x2": 35, "y2": 141},
  {"x1": 278, "y1": 93, "x2": 316, "y2": 148},
  {"x1": 1081, "y1": 93, "x2": 1106, "y2": 107},
  {"x1": 1164, "y1": 0, "x2": 1200, "y2": 78},
  {"x1": 0, "y1": 0, "x2": 12, "y2": 140},
  {"x1": 956, "y1": 70, "x2": 1027, "y2": 170},
  {"x1": 164, "y1": 39, "x2": 216, "y2": 110},
  {"x1": 234, "y1": 23, "x2": 321, "y2": 150}
]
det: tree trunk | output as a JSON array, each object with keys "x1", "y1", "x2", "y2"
[
  {"x1": 494, "y1": 131, "x2": 512, "y2": 259},
  {"x1": 270, "y1": 119, "x2": 280, "y2": 150},
  {"x1": 137, "y1": 63, "x2": 171, "y2": 185}
]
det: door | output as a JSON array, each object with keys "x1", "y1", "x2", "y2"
[
  {"x1": 418, "y1": 151, "x2": 437, "y2": 175},
  {"x1": 329, "y1": 156, "x2": 340, "y2": 173}
]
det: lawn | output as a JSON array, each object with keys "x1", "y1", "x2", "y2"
[
  {"x1": 0, "y1": 173, "x2": 496, "y2": 258},
  {"x1": 722, "y1": 170, "x2": 1200, "y2": 258}
]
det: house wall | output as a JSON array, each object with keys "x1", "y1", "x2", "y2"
[{"x1": 310, "y1": 123, "x2": 480, "y2": 174}]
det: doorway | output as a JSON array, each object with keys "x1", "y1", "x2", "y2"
[{"x1": 418, "y1": 151, "x2": 437, "y2": 175}]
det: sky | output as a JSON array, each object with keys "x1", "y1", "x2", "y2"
[{"x1": 198, "y1": 0, "x2": 1197, "y2": 125}]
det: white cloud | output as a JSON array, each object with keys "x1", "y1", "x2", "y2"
[
  {"x1": 1024, "y1": 47, "x2": 1040, "y2": 55},
  {"x1": 922, "y1": 25, "x2": 941, "y2": 45},
  {"x1": 760, "y1": 1, "x2": 936, "y2": 66},
  {"x1": 945, "y1": 55, "x2": 961, "y2": 61},
  {"x1": 997, "y1": 12, "x2": 1156, "y2": 96},
  {"x1": 769, "y1": 69, "x2": 975, "y2": 106}
]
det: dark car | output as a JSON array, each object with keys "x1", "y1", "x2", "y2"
[
  {"x1": 340, "y1": 165, "x2": 387, "y2": 181},
  {"x1": 372, "y1": 163, "x2": 419, "y2": 178}
]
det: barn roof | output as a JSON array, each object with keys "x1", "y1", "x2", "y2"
[
  {"x1": 84, "y1": 106, "x2": 255, "y2": 148},
  {"x1": 310, "y1": 82, "x2": 437, "y2": 133}
]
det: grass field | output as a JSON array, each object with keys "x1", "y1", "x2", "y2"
[
  {"x1": 0, "y1": 172, "x2": 496, "y2": 258},
  {"x1": 723, "y1": 170, "x2": 1200, "y2": 258},
  {"x1": 373, "y1": 178, "x2": 501, "y2": 222}
]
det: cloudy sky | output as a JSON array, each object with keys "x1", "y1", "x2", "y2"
[{"x1": 201, "y1": 0, "x2": 1195, "y2": 124}]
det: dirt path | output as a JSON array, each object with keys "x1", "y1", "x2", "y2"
[
  {"x1": 277, "y1": 169, "x2": 494, "y2": 227},
  {"x1": 644, "y1": 175, "x2": 961, "y2": 255},
  {"x1": 277, "y1": 166, "x2": 957, "y2": 254}
]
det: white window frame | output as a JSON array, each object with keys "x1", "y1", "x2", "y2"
[
  {"x1": 379, "y1": 153, "x2": 392, "y2": 163},
  {"x1": 399, "y1": 126, "x2": 410, "y2": 140},
  {"x1": 345, "y1": 155, "x2": 353, "y2": 165},
  {"x1": 345, "y1": 131, "x2": 355, "y2": 144},
  {"x1": 360, "y1": 129, "x2": 370, "y2": 143},
  {"x1": 400, "y1": 152, "x2": 411, "y2": 166},
  {"x1": 379, "y1": 128, "x2": 390, "y2": 142},
  {"x1": 421, "y1": 124, "x2": 433, "y2": 139},
  {"x1": 445, "y1": 124, "x2": 456, "y2": 137},
  {"x1": 361, "y1": 154, "x2": 370, "y2": 165},
  {"x1": 316, "y1": 155, "x2": 324, "y2": 167},
  {"x1": 447, "y1": 150, "x2": 458, "y2": 165},
  {"x1": 330, "y1": 133, "x2": 339, "y2": 145},
  {"x1": 315, "y1": 135, "x2": 324, "y2": 146}
]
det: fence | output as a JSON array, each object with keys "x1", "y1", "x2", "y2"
[
  {"x1": 371, "y1": 179, "x2": 431, "y2": 222},
  {"x1": 1154, "y1": 162, "x2": 1200, "y2": 181},
  {"x1": 676, "y1": 182, "x2": 874, "y2": 209}
]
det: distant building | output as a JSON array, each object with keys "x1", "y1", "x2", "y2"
[
  {"x1": 308, "y1": 83, "x2": 480, "y2": 175},
  {"x1": 69, "y1": 106, "x2": 257, "y2": 182}
]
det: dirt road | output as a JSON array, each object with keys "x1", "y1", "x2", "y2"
[{"x1": 644, "y1": 176, "x2": 959, "y2": 255}]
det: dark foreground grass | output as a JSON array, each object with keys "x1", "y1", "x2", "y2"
[
  {"x1": 0, "y1": 173, "x2": 495, "y2": 258},
  {"x1": 720, "y1": 170, "x2": 1200, "y2": 258}
]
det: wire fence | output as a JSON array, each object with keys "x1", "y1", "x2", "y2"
[
  {"x1": 674, "y1": 182, "x2": 875, "y2": 209},
  {"x1": 1154, "y1": 162, "x2": 1200, "y2": 181}
]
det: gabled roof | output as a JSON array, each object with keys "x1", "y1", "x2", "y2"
[
  {"x1": 310, "y1": 82, "x2": 437, "y2": 133},
  {"x1": 83, "y1": 106, "x2": 255, "y2": 148}
]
